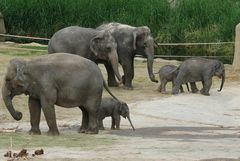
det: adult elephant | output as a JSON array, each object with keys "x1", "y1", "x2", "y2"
[
  {"x1": 48, "y1": 26, "x2": 122, "y2": 83},
  {"x1": 97, "y1": 23, "x2": 158, "y2": 89},
  {"x1": 2, "y1": 53, "x2": 120, "y2": 136},
  {"x1": 172, "y1": 57, "x2": 225, "y2": 96}
]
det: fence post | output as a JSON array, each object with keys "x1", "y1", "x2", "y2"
[
  {"x1": 0, "y1": 12, "x2": 6, "y2": 42},
  {"x1": 233, "y1": 23, "x2": 240, "y2": 71}
]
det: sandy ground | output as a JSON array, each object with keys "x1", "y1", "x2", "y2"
[
  {"x1": 1, "y1": 85, "x2": 240, "y2": 161},
  {"x1": 0, "y1": 42, "x2": 240, "y2": 161}
]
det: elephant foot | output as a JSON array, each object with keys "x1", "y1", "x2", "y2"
[
  {"x1": 111, "y1": 127, "x2": 116, "y2": 130},
  {"x1": 172, "y1": 90, "x2": 179, "y2": 95},
  {"x1": 86, "y1": 127, "x2": 99, "y2": 134},
  {"x1": 108, "y1": 81, "x2": 119, "y2": 87},
  {"x1": 47, "y1": 129, "x2": 60, "y2": 136},
  {"x1": 200, "y1": 89, "x2": 210, "y2": 96},
  {"x1": 29, "y1": 128, "x2": 41, "y2": 135},
  {"x1": 123, "y1": 85, "x2": 133, "y2": 90},
  {"x1": 78, "y1": 126, "x2": 87, "y2": 133},
  {"x1": 192, "y1": 89, "x2": 199, "y2": 93},
  {"x1": 98, "y1": 126, "x2": 105, "y2": 130},
  {"x1": 160, "y1": 91, "x2": 167, "y2": 94}
]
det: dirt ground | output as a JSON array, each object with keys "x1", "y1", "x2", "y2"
[{"x1": 0, "y1": 42, "x2": 240, "y2": 161}]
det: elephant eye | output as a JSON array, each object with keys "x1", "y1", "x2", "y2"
[
  {"x1": 143, "y1": 42, "x2": 147, "y2": 47},
  {"x1": 5, "y1": 77, "x2": 11, "y2": 82},
  {"x1": 106, "y1": 46, "x2": 112, "y2": 51}
]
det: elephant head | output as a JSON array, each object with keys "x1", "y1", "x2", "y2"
[
  {"x1": 118, "y1": 102, "x2": 135, "y2": 131},
  {"x1": 90, "y1": 31, "x2": 122, "y2": 83},
  {"x1": 133, "y1": 26, "x2": 158, "y2": 83},
  {"x1": 2, "y1": 59, "x2": 28, "y2": 121},
  {"x1": 213, "y1": 60, "x2": 225, "y2": 92}
]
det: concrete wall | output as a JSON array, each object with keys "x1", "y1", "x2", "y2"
[
  {"x1": 233, "y1": 23, "x2": 240, "y2": 71},
  {"x1": 0, "y1": 12, "x2": 6, "y2": 42}
]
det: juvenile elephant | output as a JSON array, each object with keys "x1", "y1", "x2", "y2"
[
  {"x1": 155, "y1": 65, "x2": 191, "y2": 93},
  {"x1": 97, "y1": 98, "x2": 135, "y2": 131},
  {"x1": 97, "y1": 22, "x2": 158, "y2": 89},
  {"x1": 48, "y1": 26, "x2": 122, "y2": 83},
  {"x1": 2, "y1": 53, "x2": 120, "y2": 136},
  {"x1": 172, "y1": 57, "x2": 225, "y2": 96}
]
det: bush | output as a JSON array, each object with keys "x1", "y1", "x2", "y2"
[{"x1": 0, "y1": 0, "x2": 239, "y2": 63}]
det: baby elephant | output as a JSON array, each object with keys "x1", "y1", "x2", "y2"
[
  {"x1": 97, "y1": 98, "x2": 135, "y2": 131},
  {"x1": 156, "y1": 65, "x2": 190, "y2": 93}
]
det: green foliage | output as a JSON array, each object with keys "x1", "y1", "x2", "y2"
[{"x1": 0, "y1": 0, "x2": 239, "y2": 63}]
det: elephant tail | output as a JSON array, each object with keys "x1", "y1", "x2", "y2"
[
  {"x1": 153, "y1": 70, "x2": 160, "y2": 74},
  {"x1": 103, "y1": 79, "x2": 120, "y2": 102}
]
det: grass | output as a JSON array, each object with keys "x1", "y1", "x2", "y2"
[
  {"x1": 19, "y1": 45, "x2": 48, "y2": 51},
  {"x1": 0, "y1": 50, "x2": 46, "y2": 56},
  {"x1": 0, "y1": 133, "x2": 115, "y2": 150}
]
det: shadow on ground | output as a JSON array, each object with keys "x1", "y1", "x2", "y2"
[{"x1": 107, "y1": 126, "x2": 240, "y2": 140}]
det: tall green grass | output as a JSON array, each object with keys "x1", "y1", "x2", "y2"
[{"x1": 0, "y1": 0, "x2": 239, "y2": 63}]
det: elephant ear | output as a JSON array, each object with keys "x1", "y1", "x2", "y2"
[
  {"x1": 133, "y1": 26, "x2": 151, "y2": 50},
  {"x1": 10, "y1": 59, "x2": 26, "y2": 86},
  {"x1": 90, "y1": 31, "x2": 105, "y2": 57},
  {"x1": 90, "y1": 31, "x2": 113, "y2": 60},
  {"x1": 117, "y1": 101, "x2": 123, "y2": 113}
]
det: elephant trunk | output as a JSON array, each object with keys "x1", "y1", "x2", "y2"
[
  {"x1": 127, "y1": 115, "x2": 135, "y2": 131},
  {"x1": 218, "y1": 72, "x2": 225, "y2": 92},
  {"x1": 147, "y1": 54, "x2": 158, "y2": 83},
  {"x1": 109, "y1": 51, "x2": 122, "y2": 83},
  {"x1": 2, "y1": 84, "x2": 22, "y2": 121}
]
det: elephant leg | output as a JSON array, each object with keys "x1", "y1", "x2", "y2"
[
  {"x1": 190, "y1": 82, "x2": 199, "y2": 93},
  {"x1": 111, "y1": 116, "x2": 116, "y2": 130},
  {"x1": 179, "y1": 85, "x2": 184, "y2": 93},
  {"x1": 160, "y1": 79, "x2": 167, "y2": 93},
  {"x1": 122, "y1": 59, "x2": 134, "y2": 90},
  {"x1": 41, "y1": 96, "x2": 59, "y2": 136},
  {"x1": 115, "y1": 115, "x2": 121, "y2": 130},
  {"x1": 201, "y1": 77, "x2": 212, "y2": 96},
  {"x1": 157, "y1": 84, "x2": 161, "y2": 92},
  {"x1": 28, "y1": 97, "x2": 41, "y2": 135},
  {"x1": 97, "y1": 114, "x2": 105, "y2": 130},
  {"x1": 104, "y1": 63, "x2": 119, "y2": 87},
  {"x1": 79, "y1": 106, "x2": 89, "y2": 133},
  {"x1": 85, "y1": 100, "x2": 99, "y2": 134},
  {"x1": 98, "y1": 119, "x2": 105, "y2": 130},
  {"x1": 172, "y1": 72, "x2": 184, "y2": 95}
]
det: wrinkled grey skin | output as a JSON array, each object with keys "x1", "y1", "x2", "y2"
[
  {"x1": 48, "y1": 26, "x2": 122, "y2": 83},
  {"x1": 172, "y1": 58, "x2": 225, "y2": 96},
  {"x1": 155, "y1": 65, "x2": 192, "y2": 93},
  {"x1": 2, "y1": 53, "x2": 120, "y2": 136},
  {"x1": 97, "y1": 23, "x2": 158, "y2": 90},
  {"x1": 97, "y1": 98, "x2": 135, "y2": 131}
]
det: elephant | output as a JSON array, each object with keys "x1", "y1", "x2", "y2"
[
  {"x1": 172, "y1": 57, "x2": 225, "y2": 96},
  {"x1": 97, "y1": 97, "x2": 135, "y2": 131},
  {"x1": 97, "y1": 22, "x2": 158, "y2": 89},
  {"x1": 48, "y1": 26, "x2": 122, "y2": 83},
  {"x1": 2, "y1": 53, "x2": 120, "y2": 136},
  {"x1": 155, "y1": 65, "x2": 192, "y2": 93}
]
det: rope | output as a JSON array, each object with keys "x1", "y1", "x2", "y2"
[
  {"x1": 0, "y1": 33, "x2": 235, "y2": 45},
  {"x1": 0, "y1": 33, "x2": 234, "y2": 58},
  {"x1": 0, "y1": 33, "x2": 50, "y2": 41},
  {"x1": 157, "y1": 42, "x2": 234, "y2": 46}
]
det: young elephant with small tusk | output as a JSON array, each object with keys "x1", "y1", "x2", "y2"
[{"x1": 97, "y1": 98, "x2": 135, "y2": 131}]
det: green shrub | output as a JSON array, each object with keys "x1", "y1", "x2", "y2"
[{"x1": 0, "y1": 0, "x2": 239, "y2": 63}]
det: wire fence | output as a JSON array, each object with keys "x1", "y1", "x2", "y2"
[{"x1": 0, "y1": 33, "x2": 235, "y2": 59}]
